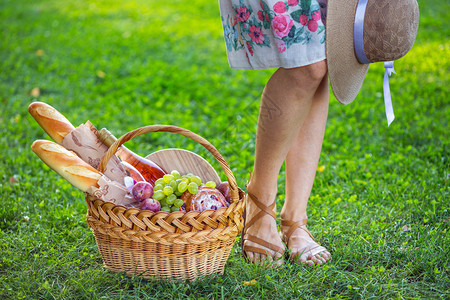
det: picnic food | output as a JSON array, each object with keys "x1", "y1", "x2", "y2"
[
  {"x1": 189, "y1": 186, "x2": 228, "y2": 212},
  {"x1": 204, "y1": 181, "x2": 217, "y2": 189},
  {"x1": 98, "y1": 128, "x2": 167, "y2": 185},
  {"x1": 216, "y1": 182, "x2": 232, "y2": 205},
  {"x1": 137, "y1": 170, "x2": 229, "y2": 213},
  {"x1": 31, "y1": 140, "x2": 101, "y2": 192},
  {"x1": 28, "y1": 102, "x2": 75, "y2": 143},
  {"x1": 153, "y1": 170, "x2": 196, "y2": 212},
  {"x1": 139, "y1": 198, "x2": 161, "y2": 212},
  {"x1": 28, "y1": 101, "x2": 231, "y2": 214},
  {"x1": 132, "y1": 181, "x2": 154, "y2": 202}
]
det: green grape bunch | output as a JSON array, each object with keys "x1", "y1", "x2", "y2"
[{"x1": 152, "y1": 170, "x2": 216, "y2": 213}]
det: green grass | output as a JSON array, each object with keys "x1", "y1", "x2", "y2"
[{"x1": 0, "y1": 0, "x2": 448, "y2": 298}]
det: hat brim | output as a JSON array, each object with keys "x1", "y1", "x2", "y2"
[{"x1": 326, "y1": 0, "x2": 370, "y2": 105}]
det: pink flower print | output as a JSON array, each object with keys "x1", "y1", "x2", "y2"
[
  {"x1": 246, "y1": 42, "x2": 254, "y2": 56},
  {"x1": 258, "y1": 11, "x2": 264, "y2": 21},
  {"x1": 273, "y1": 1, "x2": 286, "y2": 14},
  {"x1": 299, "y1": 14, "x2": 308, "y2": 26},
  {"x1": 260, "y1": 0, "x2": 265, "y2": 10},
  {"x1": 288, "y1": 0, "x2": 299, "y2": 6},
  {"x1": 248, "y1": 25, "x2": 265, "y2": 44},
  {"x1": 311, "y1": 10, "x2": 321, "y2": 21},
  {"x1": 271, "y1": 14, "x2": 294, "y2": 38},
  {"x1": 236, "y1": 6, "x2": 250, "y2": 22},
  {"x1": 307, "y1": 20, "x2": 318, "y2": 32},
  {"x1": 276, "y1": 39, "x2": 287, "y2": 53},
  {"x1": 230, "y1": 15, "x2": 238, "y2": 26}
]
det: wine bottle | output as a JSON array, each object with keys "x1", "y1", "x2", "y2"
[
  {"x1": 97, "y1": 128, "x2": 167, "y2": 185},
  {"x1": 120, "y1": 161, "x2": 145, "y2": 183}
]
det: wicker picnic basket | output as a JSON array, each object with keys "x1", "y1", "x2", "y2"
[{"x1": 85, "y1": 125, "x2": 245, "y2": 281}]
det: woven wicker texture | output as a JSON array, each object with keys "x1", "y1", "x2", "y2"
[
  {"x1": 326, "y1": 0, "x2": 419, "y2": 105},
  {"x1": 364, "y1": 0, "x2": 419, "y2": 62},
  {"x1": 86, "y1": 125, "x2": 245, "y2": 280}
]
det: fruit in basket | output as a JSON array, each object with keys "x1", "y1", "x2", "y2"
[
  {"x1": 153, "y1": 184, "x2": 163, "y2": 191},
  {"x1": 174, "y1": 198, "x2": 184, "y2": 208},
  {"x1": 166, "y1": 194, "x2": 177, "y2": 205},
  {"x1": 188, "y1": 186, "x2": 228, "y2": 212},
  {"x1": 163, "y1": 185, "x2": 174, "y2": 196},
  {"x1": 204, "y1": 181, "x2": 216, "y2": 189},
  {"x1": 152, "y1": 190, "x2": 165, "y2": 201},
  {"x1": 142, "y1": 169, "x2": 227, "y2": 213},
  {"x1": 132, "y1": 181, "x2": 154, "y2": 202},
  {"x1": 188, "y1": 182, "x2": 199, "y2": 194},
  {"x1": 163, "y1": 174, "x2": 175, "y2": 184},
  {"x1": 177, "y1": 181, "x2": 188, "y2": 193},
  {"x1": 217, "y1": 182, "x2": 232, "y2": 205},
  {"x1": 190, "y1": 175, "x2": 202, "y2": 186},
  {"x1": 155, "y1": 178, "x2": 165, "y2": 186},
  {"x1": 161, "y1": 206, "x2": 171, "y2": 212},
  {"x1": 140, "y1": 198, "x2": 161, "y2": 212},
  {"x1": 171, "y1": 170, "x2": 181, "y2": 180}
]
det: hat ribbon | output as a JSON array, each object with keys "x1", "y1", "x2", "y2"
[
  {"x1": 383, "y1": 61, "x2": 396, "y2": 126},
  {"x1": 354, "y1": 0, "x2": 396, "y2": 126}
]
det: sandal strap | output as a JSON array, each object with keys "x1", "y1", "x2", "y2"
[
  {"x1": 290, "y1": 244, "x2": 328, "y2": 261},
  {"x1": 244, "y1": 192, "x2": 276, "y2": 230},
  {"x1": 306, "y1": 244, "x2": 327, "y2": 257},
  {"x1": 241, "y1": 191, "x2": 285, "y2": 259},
  {"x1": 244, "y1": 234, "x2": 285, "y2": 254},
  {"x1": 280, "y1": 219, "x2": 316, "y2": 244}
]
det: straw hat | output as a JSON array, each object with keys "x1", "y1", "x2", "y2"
[{"x1": 326, "y1": 0, "x2": 420, "y2": 107}]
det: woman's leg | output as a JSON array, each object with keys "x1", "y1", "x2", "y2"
[
  {"x1": 280, "y1": 74, "x2": 331, "y2": 265},
  {"x1": 244, "y1": 60, "x2": 328, "y2": 265}
]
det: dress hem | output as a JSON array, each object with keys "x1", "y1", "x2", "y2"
[{"x1": 228, "y1": 54, "x2": 327, "y2": 71}]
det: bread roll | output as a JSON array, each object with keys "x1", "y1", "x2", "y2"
[
  {"x1": 188, "y1": 186, "x2": 227, "y2": 212},
  {"x1": 28, "y1": 102, "x2": 75, "y2": 143},
  {"x1": 31, "y1": 140, "x2": 101, "y2": 191}
]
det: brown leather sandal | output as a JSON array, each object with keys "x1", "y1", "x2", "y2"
[
  {"x1": 240, "y1": 191, "x2": 285, "y2": 263},
  {"x1": 280, "y1": 219, "x2": 330, "y2": 264}
]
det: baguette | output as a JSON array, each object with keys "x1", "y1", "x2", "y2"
[
  {"x1": 31, "y1": 140, "x2": 101, "y2": 191},
  {"x1": 28, "y1": 102, "x2": 75, "y2": 143}
]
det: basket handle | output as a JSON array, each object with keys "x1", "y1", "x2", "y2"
[{"x1": 98, "y1": 125, "x2": 240, "y2": 203}]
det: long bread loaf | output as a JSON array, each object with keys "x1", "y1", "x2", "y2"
[
  {"x1": 31, "y1": 140, "x2": 101, "y2": 191},
  {"x1": 28, "y1": 102, "x2": 75, "y2": 143}
]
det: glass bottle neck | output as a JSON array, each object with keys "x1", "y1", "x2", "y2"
[{"x1": 98, "y1": 128, "x2": 118, "y2": 147}]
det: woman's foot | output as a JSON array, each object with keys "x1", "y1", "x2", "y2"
[
  {"x1": 241, "y1": 188, "x2": 285, "y2": 267},
  {"x1": 280, "y1": 219, "x2": 331, "y2": 266}
]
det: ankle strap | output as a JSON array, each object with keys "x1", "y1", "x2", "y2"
[{"x1": 244, "y1": 192, "x2": 277, "y2": 230}]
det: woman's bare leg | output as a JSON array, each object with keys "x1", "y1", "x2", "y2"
[
  {"x1": 280, "y1": 74, "x2": 331, "y2": 265},
  {"x1": 244, "y1": 60, "x2": 328, "y2": 265}
]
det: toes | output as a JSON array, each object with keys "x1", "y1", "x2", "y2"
[
  {"x1": 255, "y1": 253, "x2": 263, "y2": 264},
  {"x1": 246, "y1": 251, "x2": 254, "y2": 262},
  {"x1": 314, "y1": 254, "x2": 326, "y2": 265},
  {"x1": 319, "y1": 251, "x2": 331, "y2": 262},
  {"x1": 273, "y1": 258, "x2": 284, "y2": 267},
  {"x1": 245, "y1": 248, "x2": 286, "y2": 267},
  {"x1": 300, "y1": 252, "x2": 310, "y2": 264},
  {"x1": 290, "y1": 250, "x2": 331, "y2": 266},
  {"x1": 305, "y1": 260, "x2": 315, "y2": 266}
]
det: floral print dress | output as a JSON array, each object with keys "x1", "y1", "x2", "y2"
[{"x1": 219, "y1": 0, "x2": 327, "y2": 70}]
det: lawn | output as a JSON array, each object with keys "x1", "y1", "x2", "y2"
[{"x1": 0, "y1": 0, "x2": 449, "y2": 299}]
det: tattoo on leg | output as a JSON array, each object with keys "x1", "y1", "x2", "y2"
[{"x1": 258, "y1": 93, "x2": 282, "y2": 132}]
